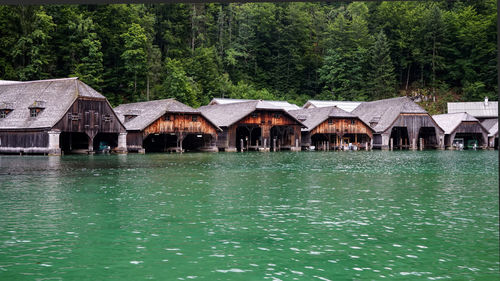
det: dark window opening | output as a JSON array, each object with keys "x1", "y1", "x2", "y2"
[
  {"x1": 103, "y1": 115, "x2": 112, "y2": 122},
  {"x1": 30, "y1": 108, "x2": 38, "y2": 117},
  {"x1": 164, "y1": 115, "x2": 171, "y2": 121},
  {"x1": 192, "y1": 116, "x2": 198, "y2": 122},
  {"x1": 351, "y1": 119, "x2": 356, "y2": 125},
  {"x1": 328, "y1": 119, "x2": 333, "y2": 124}
]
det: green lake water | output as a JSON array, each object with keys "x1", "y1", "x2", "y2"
[{"x1": 0, "y1": 151, "x2": 498, "y2": 280}]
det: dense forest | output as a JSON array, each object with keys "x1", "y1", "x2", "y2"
[{"x1": 0, "y1": 1, "x2": 496, "y2": 113}]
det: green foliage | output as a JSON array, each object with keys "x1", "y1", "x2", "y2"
[{"x1": 0, "y1": 2, "x2": 496, "y2": 107}]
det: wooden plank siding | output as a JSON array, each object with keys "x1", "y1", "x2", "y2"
[
  {"x1": 52, "y1": 97, "x2": 125, "y2": 139},
  {"x1": 143, "y1": 113, "x2": 217, "y2": 136},
  {"x1": 310, "y1": 118, "x2": 373, "y2": 138},
  {"x1": 219, "y1": 110, "x2": 302, "y2": 149},
  {"x1": 0, "y1": 130, "x2": 48, "y2": 148}
]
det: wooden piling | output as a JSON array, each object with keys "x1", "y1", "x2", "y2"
[{"x1": 390, "y1": 138, "x2": 393, "y2": 151}]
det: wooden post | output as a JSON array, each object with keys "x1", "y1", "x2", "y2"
[
  {"x1": 365, "y1": 142, "x2": 369, "y2": 151},
  {"x1": 411, "y1": 138, "x2": 417, "y2": 150},
  {"x1": 273, "y1": 138, "x2": 276, "y2": 152},
  {"x1": 246, "y1": 137, "x2": 249, "y2": 151},
  {"x1": 399, "y1": 138, "x2": 402, "y2": 150},
  {"x1": 390, "y1": 138, "x2": 393, "y2": 151},
  {"x1": 240, "y1": 139, "x2": 244, "y2": 152},
  {"x1": 327, "y1": 141, "x2": 329, "y2": 151},
  {"x1": 264, "y1": 138, "x2": 267, "y2": 148},
  {"x1": 295, "y1": 138, "x2": 299, "y2": 148},
  {"x1": 419, "y1": 138, "x2": 423, "y2": 151}
]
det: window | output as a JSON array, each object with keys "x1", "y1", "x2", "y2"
[
  {"x1": 30, "y1": 108, "x2": 38, "y2": 117},
  {"x1": 164, "y1": 115, "x2": 171, "y2": 121},
  {"x1": 68, "y1": 113, "x2": 81, "y2": 121},
  {"x1": 328, "y1": 118, "x2": 333, "y2": 124},
  {"x1": 103, "y1": 115, "x2": 113, "y2": 122},
  {"x1": 273, "y1": 113, "x2": 281, "y2": 119},
  {"x1": 251, "y1": 112, "x2": 259, "y2": 118},
  {"x1": 0, "y1": 110, "x2": 8, "y2": 118},
  {"x1": 351, "y1": 119, "x2": 356, "y2": 125},
  {"x1": 125, "y1": 115, "x2": 136, "y2": 122},
  {"x1": 192, "y1": 116, "x2": 198, "y2": 122}
]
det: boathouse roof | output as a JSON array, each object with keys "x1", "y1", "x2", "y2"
[
  {"x1": 432, "y1": 112, "x2": 487, "y2": 135},
  {"x1": 199, "y1": 100, "x2": 304, "y2": 127},
  {"x1": 209, "y1": 98, "x2": 300, "y2": 111},
  {"x1": 302, "y1": 100, "x2": 363, "y2": 112},
  {"x1": 289, "y1": 106, "x2": 371, "y2": 132},
  {"x1": 0, "y1": 77, "x2": 106, "y2": 130},
  {"x1": 447, "y1": 99, "x2": 498, "y2": 118},
  {"x1": 481, "y1": 118, "x2": 498, "y2": 137},
  {"x1": 114, "y1": 99, "x2": 219, "y2": 131},
  {"x1": 351, "y1": 96, "x2": 428, "y2": 133}
]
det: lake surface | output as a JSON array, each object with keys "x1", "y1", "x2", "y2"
[{"x1": 0, "y1": 151, "x2": 498, "y2": 280}]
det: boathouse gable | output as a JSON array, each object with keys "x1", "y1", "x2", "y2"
[
  {"x1": 0, "y1": 78, "x2": 127, "y2": 155},
  {"x1": 352, "y1": 97, "x2": 445, "y2": 150},
  {"x1": 289, "y1": 106, "x2": 374, "y2": 150},
  {"x1": 199, "y1": 100, "x2": 304, "y2": 151},
  {"x1": 432, "y1": 112, "x2": 489, "y2": 149},
  {"x1": 114, "y1": 99, "x2": 220, "y2": 153}
]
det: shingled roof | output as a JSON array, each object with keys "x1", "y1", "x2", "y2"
[
  {"x1": 302, "y1": 100, "x2": 362, "y2": 112},
  {"x1": 114, "y1": 99, "x2": 220, "y2": 131},
  {"x1": 289, "y1": 106, "x2": 369, "y2": 132},
  {"x1": 481, "y1": 118, "x2": 498, "y2": 137},
  {"x1": 351, "y1": 96, "x2": 427, "y2": 133},
  {"x1": 448, "y1": 100, "x2": 498, "y2": 118},
  {"x1": 432, "y1": 112, "x2": 486, "y2": 135},
  {"x1": 0, "y1": 77, "x2": 106, "y2": 130},
  {"x1": 209, "y1": 98, "x2": 300, "y2": 111},
  {"x1": 199, "y1": 100, "x2": 304, "y2": 127}
]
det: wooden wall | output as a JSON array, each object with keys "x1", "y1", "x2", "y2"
[
  {"x1": 0, "y1": 130, "x2": 48, "y2": 148},
  {"x1": 454, "y1": 121, "x2": 488, "y2": 134},
  {"x1": 387, "y1": 113, "x2": 443, "y2": 140},
  {"x1": 142, "y1": 113, "x2": 218, "y2": 136},
  {"x1": 219, "y1": 110, "x2": 302, "y2": 148},
  {"x1": 310, "y1": 118, "x2": 373, "y2": 138},
  {"x1": 53, "y1": 97, "x2": 125, "y2": 139}
]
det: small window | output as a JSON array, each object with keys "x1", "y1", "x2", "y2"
[
  {"x1": 30, "y1": 108, "x2": 38, "y2": 117},
  {"x1": 351, "y1": 119, "x2": 356, "y2": 125},
  {"x1": 251, "y1": 112, "x2": 259, "y2": 118},
  {"x1": 273, "y1": 113, "x2": 281, "y2": 119},
  {"x1": 125, "y1": 115, "x2": 136, "y2": 122},
  {"x1": 164, "y1": 115, "x2": 171, "y2": 121},
  {"x1": 0, "y1": 110, "x2": 9, "y2": 118},
  {"x1": 328, "y1": 118, "x2": 333, "y2": 124},
  {"x1": 103, "y1": 115, "x2": 112, "y2": 122},
  {"x1": 192, "y1": 116, "x2": 198, "y2": 122}
]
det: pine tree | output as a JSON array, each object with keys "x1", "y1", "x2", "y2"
[{"x1": 367, "y1": 30, "x2": 396, "y2": 99}]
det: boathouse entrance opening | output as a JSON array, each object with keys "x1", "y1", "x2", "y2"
[
  {"x1": 452, "y1": 133, "x2": 485, "y2": 149},
  {"x1": 311, "y1": 133, "x2": 329, "y2": 150},
  {"x1": 390, "y1": 127, "x2": 409, "y2": 149},
  {"x1": 60, "y1": 132, "x2": 90, "y2": 153},
  {"x1": 343, "y1": 133, "x2": 371, "y2": 149},
  {"x1": 93, "y1": 133, "x2": 118, "y2": 152},
  {"x1": 236, "y1": 125, "x2": 261, "y2": 151},
  {"x1": 143, "y1": 133, "x2": 177, "y2": 152},
  {"x1": 270, "y1": 126, "x2": 294, "y2": 150},
  {"x1": 183, "y1": 134, "x2": 215, "y2": 151},
  {"x1": 417, "y1": 127, "x2": 438, "y2": 149}
]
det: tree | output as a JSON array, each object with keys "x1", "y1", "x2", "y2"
[
  {"x1": 120, "y1": 23, "x2": 148, "y2": 98},
  {"x1": 367, "y1": 30, "x2": 396, "y2": 99}
]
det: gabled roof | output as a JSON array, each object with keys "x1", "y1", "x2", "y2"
[
  {"x1": 114, "y1": 99, "x2": 219, "y2": 131},
  {"x1": 351, "y1": 96, "x2": 428, "y2": 133},
  {"x1": 0, "y1": 77, "x2": 106, "y2": 130},
  {"x1": 199, "y1": 100, "x2": 304, "y2": 127},
  {"x1": 481, "y1": 118, "x2": 498, "y2": 137},
  {"x1": 289, "y1": 106, "x2": 371, "y2": 132},
  {"x1": 302, "y1": 100, "x2": 363, "y2": 112},
  {"x1": 448, "y1": 101, "x2": 498, "y2": 118},
  {"x1": 432, "y1": 112, "x2": 486, "y2": 135},
  {"x1": 209, "y1": 98, "x2": 300, "y2": 111}
]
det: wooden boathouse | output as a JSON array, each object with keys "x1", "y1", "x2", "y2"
[
  {"x1": 0, "y1": 78, "x2": 127, "y2": 155},
  {"x1": 289, "y1": 106, "x2": 374, "y2": 150},
  {"x1": 432, "y1": 112, "x2": 489, "y2": 149},
  {"x1": 447, "y1": 98, "x2": 498, "y2": 149},
  {"x1": 352, "y1": 97, "x2": 445, "y2": 150},
  {"x1": 199, "y1": 100, "x2": 304, "y2": 152},
  {"x1": 114, "y1": 99, "x2": 220, "y2": 153}
]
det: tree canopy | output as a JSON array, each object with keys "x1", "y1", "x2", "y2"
[{"x1": 0, "y1": 2, "x2": 496, "y2": 113}]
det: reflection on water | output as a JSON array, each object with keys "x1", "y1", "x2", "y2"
[{"x1": 0, "y1": 151, "x2": 498, "y2": 280}]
